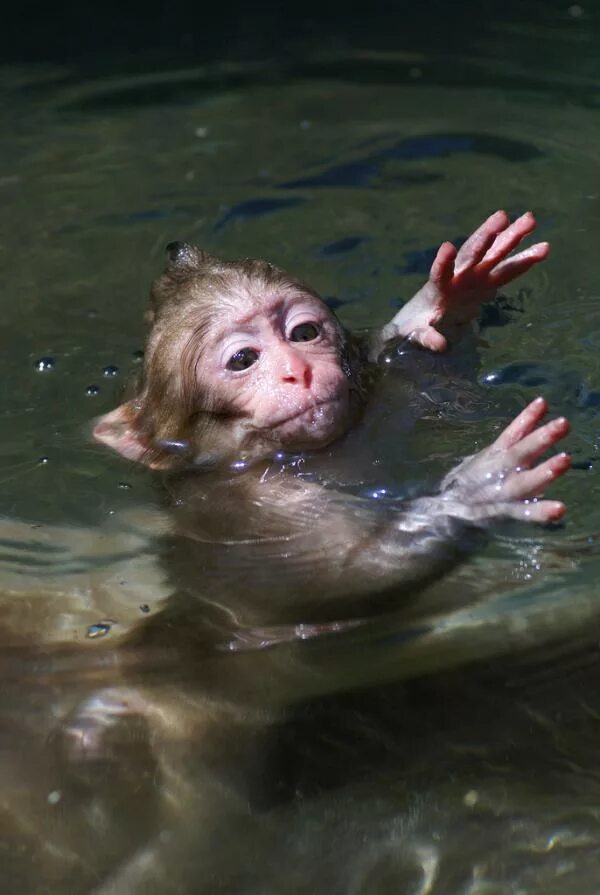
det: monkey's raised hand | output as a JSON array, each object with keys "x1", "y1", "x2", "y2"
[
  {"x1": 386, "y1": 211, "x2": 549, "y2": 352},
  {"x1": 440, "y1": 397, "x2": 570, "y2": 524}
]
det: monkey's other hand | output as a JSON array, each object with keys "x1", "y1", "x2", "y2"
[
  {"x1": 388, "y1": 211, "x2": 549, "y2": 352},
  {"x1": 440, "y1": 397, "x2": 570, "y2": 524}
]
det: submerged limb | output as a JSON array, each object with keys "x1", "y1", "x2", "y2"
[{"x1": 162, "y1": 400, "x2": 571, "y2": 630}]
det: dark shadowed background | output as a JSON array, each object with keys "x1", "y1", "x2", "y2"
[{"x1": 3, "y1": 0, "x2": 597, "y2": 77}]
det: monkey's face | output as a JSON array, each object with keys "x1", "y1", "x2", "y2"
[{"x1": 196, "y1": 289, "x2": 352, "y2": 455}]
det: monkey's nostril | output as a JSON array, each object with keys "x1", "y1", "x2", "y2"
[{"x1": 282, "y1": 366, "x2": 312, "y2": 388}]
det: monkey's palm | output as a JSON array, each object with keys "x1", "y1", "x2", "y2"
[
  {"x1": 440, "y1": 398, "x2": 570, "y2": 524},
  {"x1": 391, "y1": 210, "x2": 549, "y2": 352}
]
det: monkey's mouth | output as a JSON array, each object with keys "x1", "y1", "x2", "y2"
[{"x1": 269, "y1": 398, "x2": 343, "y2": 430}]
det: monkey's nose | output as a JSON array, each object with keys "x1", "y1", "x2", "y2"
[{"x1": 280, "y1": 349, "x2": 312, "y2": 388}]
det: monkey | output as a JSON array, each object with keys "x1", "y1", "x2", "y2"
[
  {"x1": 0, "y1": 211, "x2": 575, "y2": 894},
  {"x1": 91, "y1": 208, "x2": 569, "y2": 638},
  {"x1": 68, "y1": 208, "x2": 573, "y2": 895}
]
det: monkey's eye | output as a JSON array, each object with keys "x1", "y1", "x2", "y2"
[
  {"x1": 289, "y1": 322, "x2": 320, "y2": 342},
  {"x1": 226, "y1": 348, "x2": 260, "y2": 371}
]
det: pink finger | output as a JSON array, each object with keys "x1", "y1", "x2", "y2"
[
  {"x1": 429, "y1": 242, "x2": 457, "y2": 286},
  {"x1": 408, "y1": 326, "x2": 447, "y2": 352},
  {"x1": 507, "y1": 416, "x2": 570, "y2": 468},
  {"x1": 502, "y1": 452, "x2": 571, "y2": 500},
  {"x1": 454, "y1": 210, "x2": 510, "y2": 273},
  {"x1": 488, "y1": 242, "x2": 550, "y2": 287},
  {"x1": 493, "y1": 398, "x2": 548, "y2": 450},
  {"x1": 507, "y1": 499, "x2": 566, "y2": 523},
  {"x1": 477, "y1": 211, "x2": 537, "y2": 271}
]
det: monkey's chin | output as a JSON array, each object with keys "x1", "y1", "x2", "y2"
[{"x1": 267, "y1": 398, "x2": 350, "y2": 452}]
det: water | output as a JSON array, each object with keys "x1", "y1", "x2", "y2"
[{"x1": 2, "y1": 2, "x2": 600, "y2": 891}]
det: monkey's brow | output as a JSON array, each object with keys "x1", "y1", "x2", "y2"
[
  {"x1": 208, "y1": 298, "x2": 284, "y2": 342},
  {"x1": 208, "y1": 310, "x2": 266, "y2": 345}
]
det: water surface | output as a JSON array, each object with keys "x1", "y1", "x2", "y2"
[{"x1": 2, "y1": 6, "x2": 600, "y2": 892}]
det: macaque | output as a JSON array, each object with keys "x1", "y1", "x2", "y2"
[
  {"x1": 0, "y1": 211, "x2": 574, "y2": 895},
  {"x1": 93, "y1": 209, "x2": 569, "y2": 636}
]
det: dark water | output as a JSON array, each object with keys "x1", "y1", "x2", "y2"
[{"x1": 2, "y1": 1, "x2": 600, "y2": 892}]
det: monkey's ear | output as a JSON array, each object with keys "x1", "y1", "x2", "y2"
[
  {"x1": 93, "y1": 403, "x2": 158, "y2": 467},
  {"x1": 165, "y1": 241, "x2": 209, "y2": 271}
]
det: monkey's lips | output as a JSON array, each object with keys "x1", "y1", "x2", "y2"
[{"x1": 265, "y1": 397, "x2": 348, "y2": 446}]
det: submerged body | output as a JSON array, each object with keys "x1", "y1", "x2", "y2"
[
  {"x1": 96, "y1": 208, "x2": 569, "y2": 620},
  {"x1": 0, "y1": 211, "x2": 575, "y2": 893}
]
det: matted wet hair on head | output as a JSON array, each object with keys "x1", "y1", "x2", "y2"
[{"x1": 147, "y1": 242, "x2": 320, "y2": 325}]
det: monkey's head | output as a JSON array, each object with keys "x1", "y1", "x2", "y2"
[{"x1": 94, "y1": 244, "x2": 366, "y2": 468}]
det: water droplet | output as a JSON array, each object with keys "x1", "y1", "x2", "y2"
[
  {"x1": 369, "y1": 488, "x2": 390, "y2": 499},
  {"x1": 102, "y1": 365, "x2": 119, "y2": 377},
  {"x1": 192, "y1": 452, "x2": 218, "y2": 468},
  {"x1": 463, "y1": 790, "x2": 478, "y2": 808},
  {"x1": 85, "y1": 384, "x2": 100, "y2": 396},
  {"x1": 37, "y1": 456, "x2": 49, "y2": 466},
  {"x1": 158, "y1": 438, "x2": 189, "y2": 455},
  {"x1": 140, "y1": 604, "x2": 150, "y2": 614},
  {"x1": 86, "y1": 621, "x2": 112, "y2": 639},
  {"x1": 34, "y1": 357, "x2": 55, "y2": 372},
  {"x1": 118, "y1": 481, "x2": 132, "y2": 490}
]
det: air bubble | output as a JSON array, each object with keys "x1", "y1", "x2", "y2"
[
  {"x1": 102, "y1": 365, "x2": 119, "y2": 377},
  {"x1": 85, "y1": 384, "x2": 100, "y2": 396},
  {"x1": 34, "y1": 357, "x2": 55, "y2": 372},
  {"x1": 159, "y1": 439, "x2": 189, "y2": 455},
  {"x1": 86, "y1": 621, "x2": 112, "y2": 639},
  {"x1": 366, "y1": 488, "x2": 391, "y2": 499}
]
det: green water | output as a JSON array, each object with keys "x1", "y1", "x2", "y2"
[{"x1": 2, "y1": 4, "x2": 600, "y2": 892}]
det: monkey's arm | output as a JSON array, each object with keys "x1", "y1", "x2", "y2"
[
  {"x1": 177, "y1": 399, "x2": 569, "y2": 628},
  {"x1": 290, "y1": 398, "x2": 568, "y2": 610},
  {"x1": 379, "y1": 211, "x2": 548, "y2": 352}
]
